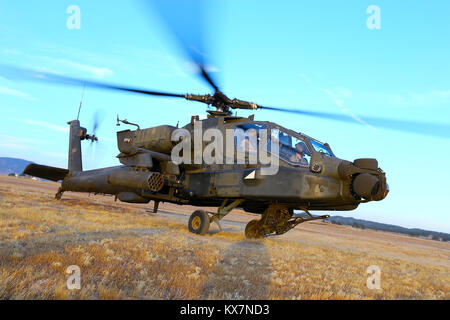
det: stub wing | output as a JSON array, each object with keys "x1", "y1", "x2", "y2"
[{"x1": 23, "y1": 164, "x2": 69, "y2": 182}]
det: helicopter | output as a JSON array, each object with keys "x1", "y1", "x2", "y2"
[
  {"x1": 2, "y1": 1, "x2": 447, "y2": 239},
  {"x1": 19, "y1": 84, "x2": 389, "y2": 239}
]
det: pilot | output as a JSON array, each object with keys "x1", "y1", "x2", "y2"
[{"x1": 289, "y1": 142, "x2": 309, "y2": 165}]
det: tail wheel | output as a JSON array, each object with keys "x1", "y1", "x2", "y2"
[
  {"x1": 55, "y1": 187, "x2": 63, "y2": 200},
  {"x1": 245, "y1": 220, "x2": 263, "y2": 239},
  {"x1": 188, "y1": 210, "x2": 210, "y2": 235}
]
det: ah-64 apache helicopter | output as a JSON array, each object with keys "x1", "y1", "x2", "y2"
[
  {"x1": 18, "y1": 85, "x2": 388, "y2": 239},
  {"x1": 3, "y1": 1, "x2": 447, "y2": 238}
]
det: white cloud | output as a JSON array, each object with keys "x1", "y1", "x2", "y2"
[
  {"x1": 22, "y1": 119, "x2": 69, "y2": 133},
  {"x1": 430, "y1": 90, "x2": 450, "y2": 98},
  {"x1": 0, "y1": 85, "x2": 36, "y2": 100},
  {"x1": 0, "y1": 134, "x2": 66, "y2": 162},
  {"x1": 0, "y1": 134, "x2": 42, "y2": 150},
  {"x1": 204, "y1": 64, "x2": 219, "y2": 73},
  {"x1": 371, "y1": 89, "x2": 450, "y2": 109},
  {"x1": 55, "y1": 59, "x2": 114, "y2": 78},
  {"x1": 322, "y1": 88, "x2": 376, "y2": 129},
  {"x1": 300, "y1": 73, "x2": 311, "y2": 84},
  {"x1": 1, "y1": 48, "x2": 114, "y2": 79},
  {"x1": 37, "y1": 57, "x2": 114, "y2": 79},
  {"x1": 0, "y1": 141, "x2": 29, "y2": 150},
  {"x1": 1, "y1": 49, "x2": 21, "y2": 55}
]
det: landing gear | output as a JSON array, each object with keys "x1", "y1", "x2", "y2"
[
  {"x1": 187, "y1": 199, "x2": 244, "y2": 235},
  {"x1": 153, "y1": 201, "x2": 159, "y2": 213},
  {"x1": 188, "y1": 210, "x2": 210, "y2": 235},
  {"x1": 244, "y1": 204, "x2": 330, "y2": 239},
  {"x1": 245, "y1": 220, "x2": 263, "y2": 239},
  {"x1": 209, "y1": 199, "x2": 244, "y2": 232},
  {"x1": 55, "y1": 187, "x2": 64, "y2": 200}
]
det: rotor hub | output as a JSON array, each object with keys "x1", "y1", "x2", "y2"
[{"x1": 185, "y1": 91, "x2": 258, "y2": 116}]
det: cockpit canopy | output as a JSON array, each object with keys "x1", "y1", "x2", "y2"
[{"x1": 234, "y1": 122, "x2": 334, "y2": 167}]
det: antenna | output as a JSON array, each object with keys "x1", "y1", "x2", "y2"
[
  {"x1": 76, "y1": 83, "x2": 86, "y2": 120},
  {"x1": 116, "y1": 115, "x2": 140, "y2": 130}
]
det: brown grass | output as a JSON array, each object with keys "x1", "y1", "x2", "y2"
[{"x1": 0, "y1": 176, "x2": 448, "y2": 299}]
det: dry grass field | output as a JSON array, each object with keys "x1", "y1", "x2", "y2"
[{"x1": 0, "y1": 176, "x2": 448, "y2": 300}]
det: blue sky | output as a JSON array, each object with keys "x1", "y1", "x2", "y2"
[{"x1": 0, "y1": 1, "x2": 449, "y2": 232}]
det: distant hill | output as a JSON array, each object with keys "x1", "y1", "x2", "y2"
[
  {"x1": 0, "y1": 157, "x2": 33, "y2": 175},
  {"x1": 328, "y1": 216, "x2": 449, "y2": 242}
]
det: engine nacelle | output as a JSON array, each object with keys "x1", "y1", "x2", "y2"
[{"x1": 117, "y1": 125, "x2": 176, "y2": 155}]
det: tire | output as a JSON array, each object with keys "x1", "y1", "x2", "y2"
[
  {"x1": 245, "y1": 220, "x2": 263, "y2": 239},
  {"x1": 188, "y1": 210, "x2": 210, "y2": 235}
]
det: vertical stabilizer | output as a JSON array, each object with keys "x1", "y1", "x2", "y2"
[{"x1": 68, "y1": 120, "x2": 84, "y2": 173}]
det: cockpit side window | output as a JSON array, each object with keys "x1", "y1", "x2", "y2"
[
  {"x1": 234, "y1": 123, "x2": 267, "y2": 154},
  {"x1": 233, "y1": 124, "x2": 313, "y2": 167},
  {"x1": 268, "y1": 129, "x2": 311, "y2": 166}
]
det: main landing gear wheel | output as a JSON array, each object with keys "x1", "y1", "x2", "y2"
[
  {"x1": 188, "y1": 210, "x2": 210, "y2": 235},
  {"x1": 245, "y1": 220, "x2": 263, "y2": 239},
  {"x1": 244, "y1": 204, "x2": 330, "y2": 238}
]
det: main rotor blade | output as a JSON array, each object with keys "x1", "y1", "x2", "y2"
[
  {"x1": 145, "y1": 0, "x2": 220, "y2": 92},
  {"x1": 259, "y1": 106, "x2": 450, "y2": 139},
  {"x1": 0, "y1": 65, "x2": 186, "y2": 99}
]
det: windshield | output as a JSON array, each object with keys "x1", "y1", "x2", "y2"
[{"x1": 310, "y1": 140, "x2": 334, "y2": 157}]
